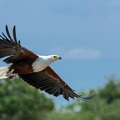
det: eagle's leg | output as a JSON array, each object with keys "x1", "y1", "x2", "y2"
[{"x1": 6, "y1": 69, "x2": 16, "y2": 79}]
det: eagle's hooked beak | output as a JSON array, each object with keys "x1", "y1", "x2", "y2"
[{"x1": 59, "y1": 56, "x2": 62, "y2": 60}]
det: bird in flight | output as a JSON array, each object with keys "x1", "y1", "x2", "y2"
[{"x1": 0, "y1": 26, "x2": 95, "y2": 101}]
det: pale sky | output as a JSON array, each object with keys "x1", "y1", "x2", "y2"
[{"x1": 0, "y1": 0, "x2": 120, "y2": 105}]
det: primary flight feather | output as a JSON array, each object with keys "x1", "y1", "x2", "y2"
[{"x1": 0, "y1": 26, "x2": 95, "y2": 101}]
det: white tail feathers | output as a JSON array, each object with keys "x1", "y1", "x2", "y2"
[{"x1": 0, "y1": 66, "x2": 9, "y2": 79}]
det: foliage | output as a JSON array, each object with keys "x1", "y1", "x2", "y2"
[
  {"x1": 0, "y1": 76, "x2": 120, "y2": 120},
  {"x1": 0, "y1": 78, "x2": 54, "y2": 120},
  {"x1": 49, "y1": 77, "x2": 120, "y2": 120}
]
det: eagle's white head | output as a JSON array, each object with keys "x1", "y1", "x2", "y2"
[
  {"x1": 32, "y1": 55, "x2": 62, "y2": 72},
  {"x1": 48, "y1": 55, "x2": 62, "y2": 61}
]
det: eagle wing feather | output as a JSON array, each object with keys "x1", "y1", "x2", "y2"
[{"x1": 0, "y1": 25, "x2": 38, "y2": 63}]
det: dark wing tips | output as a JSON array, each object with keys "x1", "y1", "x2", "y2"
[
  {"x1": 5, "y1": 25, "x2": 13, "y2": 41},
  {"x1": 63, "y1": 88, "x2": 96, "y2": 101},
  {"x1": 64, "y1": 90, "x2": 80, "y2": 101},
  {"x1": 13, "y1": 25, "x2": 18, "y2": 43},
  {"x1": 77, "y1": 93, "x2": 96, "y2": 101},
  {"x1": 0, "y1": 25, "x2": 20, "y2": 45},
  {"x1": 2, "y1": 32, "x2": 9, "y2": 40}
]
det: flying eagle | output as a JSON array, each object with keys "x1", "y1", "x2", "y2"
[{"x1": 0, "y1": 26, "x2": 95, "y2": 101}]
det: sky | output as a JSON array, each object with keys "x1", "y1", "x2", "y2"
[{"x1": 0, "y1": 0, "x2": 120, "y2": 106}]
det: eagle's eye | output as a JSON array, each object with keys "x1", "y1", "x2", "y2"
[
  {"x1": 54, "y1": 56, "x2": 58, "y2": 59},
  {"x1": 53, "y1": 55, "x2": 62, "y2": 60}
]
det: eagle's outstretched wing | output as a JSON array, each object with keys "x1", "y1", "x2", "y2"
[
  {"x1": 19, "y1": 67, "x2": 96, "y2": 101},
  {"x1": 0, "y1": 25, "x2": 38, "y2": 64}
]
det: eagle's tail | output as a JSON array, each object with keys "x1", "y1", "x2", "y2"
[
  {"x1": 0, "y1": 66, "x2": 17, "y2": 80},
  {"x1": 0, "y1": 66, "x2": 9, "y2": 79}
]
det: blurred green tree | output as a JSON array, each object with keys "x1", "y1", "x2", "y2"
[
  {"x1": 0, "y1": 76, "x2": 120, "y2": 120},
  {"x1": 0, "y1": 78, "x2": 54, "y2": 120},
  {"x1": 99, "y1": 79, "x2": 120, "y2": 104},
  {"x1": 49, "y1": 77, "x2": 120, "y2": 120}
]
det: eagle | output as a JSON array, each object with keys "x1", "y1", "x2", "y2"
[{"x1": 0, "y1": 26, "x2": 95, "y2": 101}]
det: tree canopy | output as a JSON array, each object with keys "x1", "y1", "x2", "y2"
[
  {"x1": 0, "y1": 76, "x2": 120, "y2": 120},
  {"x1": 0, "y1": 78, "x2": 54, "y2": 120}
]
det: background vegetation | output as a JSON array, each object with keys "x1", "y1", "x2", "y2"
[{"x1": 0, "y1": 76, "x2": 120, "y2": 120}]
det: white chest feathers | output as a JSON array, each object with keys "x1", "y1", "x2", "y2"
[{"x1": 32, "y1": 56, "x2": 54, "y2": 72}]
